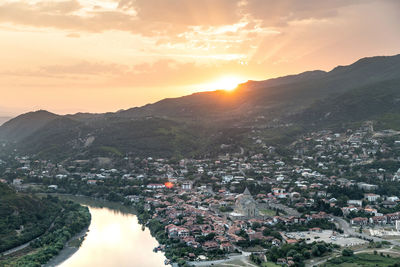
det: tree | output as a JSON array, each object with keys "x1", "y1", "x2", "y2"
[
  {"x1": 311, "y1": 245, "x2": 320, "y2": 257},
  {"x1": 251, "y1": 222, "x2": 261, "y2": 230},
  {"x1": 317, "y1": 243, "x2": 327, "y2": 254},
  {"x1": 342, "y1": 248, "x2": 354, "y2": 256},
  {"x1": 302, "y1": 250, "x2": 311, "y2": 259},
  {"x1": 287, "y1": 249, "x2": 297, "y2": 258},
  {"x1": 293, "y1": 253, "x2": 303, "y2": 263}
]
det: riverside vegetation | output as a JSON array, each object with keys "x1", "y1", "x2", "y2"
[{"x1": 0, "y1": 183, "x2": 91, "y2": 267}]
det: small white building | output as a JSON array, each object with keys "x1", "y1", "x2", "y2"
[
  {"x1": 387, "y1": 196, "x2": 399, "y2": 202},
  {"x1": 182, "y1": 181, "x2": 193, "y2": 191},
  {"x1": 365, "y1": 193, "x2": 380, "y2": 202},
  {"x1": 146, "y1": 183, "x2": 166, "y2": 189},
  {"x1": 347, "y1": 200, "x2": 363, "y2": 206}
]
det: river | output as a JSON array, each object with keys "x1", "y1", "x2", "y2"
[{"x1": 45, "y1": 196, "x2": 168, "y2": 267}]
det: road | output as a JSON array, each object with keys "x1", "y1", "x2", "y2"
[
  {"x1": 189, "y1": 252, "x2": 251, "y2": 266},
  {"x1": 2, "y1": 208, "x2": 64, "y2": 256},
  {"x1": 306, "y1": 217, "x2": 400, "y2": 266}
]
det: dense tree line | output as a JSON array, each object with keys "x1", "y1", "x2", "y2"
[
  {"x1": 265, "y1": 241, "x2": 339, "y2": 266},
  {"x1": 0, "y1": 185, "x2": 61, "y2": 253},
  {"x1": 1, "y1": 200, "x2": 91, "y2": 267}
]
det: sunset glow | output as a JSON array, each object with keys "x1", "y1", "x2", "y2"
[
  {"x1": 201, "y1": 76, "x2": 246, "y2": 92},
  {"x1": 0, "y1": 0, "x2": 399, "y2": 116}
]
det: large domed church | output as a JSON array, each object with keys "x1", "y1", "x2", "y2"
[{"x1": 234, "y1": 187, "x2": 258, "y2": 218}]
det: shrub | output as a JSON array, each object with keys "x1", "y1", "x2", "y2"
[{"x1": 342, "y1": 248, "x2": 354, "y2": 257}]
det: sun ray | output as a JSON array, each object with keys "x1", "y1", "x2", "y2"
[{"x1": 200, "y1": 75, "x2": 246, "y2": 92}]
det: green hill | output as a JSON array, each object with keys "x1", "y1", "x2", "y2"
[
  {"x1": 0, "y1": 183, "x2": 61, "y2": 253},
  {"x1": 1, "y1": 54, "x2": 400, "y2": 158},
  {"x1": 0, "y1": 183, "x2": 91, "y2": 266},
  {"x1": 294, "y1": 78, "x2": 400, "y2": 130}
]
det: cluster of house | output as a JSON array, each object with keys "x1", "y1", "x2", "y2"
[
  {"x1": 138, "y1": 184, "x2": 333, "y2": 254},
  {"x1": 350, "y1": 212, "x2": 400, "y2": 226},
  {"x1": 1, "y1": 122, "x2": 399, "y2": 260},
  {"x1": 4, "y1": 123, "x2": 398, "y2": 199}
]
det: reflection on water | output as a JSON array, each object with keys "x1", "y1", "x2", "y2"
[{"x1": 59, "y1": 206, "x2": 167, "y2": 267}]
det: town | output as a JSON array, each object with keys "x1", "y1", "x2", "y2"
[{"x1": 1, "y1": 121, "x2": 400, "y2": 266}]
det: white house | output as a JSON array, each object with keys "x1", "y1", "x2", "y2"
[{"x1": 365, "y1": 193, "x2": 380, "y2": 202}]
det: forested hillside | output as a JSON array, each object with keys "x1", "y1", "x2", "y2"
[
  {"x1": 1, "y1": 54, "x2": 400, "y2": 159},
  {"x1": 0, "y1": 184, "x2": 91, "y2": 266},
  {"x1": 0, "y1": 183, "x2": 61, "y2": 253}
]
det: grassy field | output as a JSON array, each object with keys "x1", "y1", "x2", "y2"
[
  {"x1": 324, "y1": 253, "x2": 400, "y2": 266},
  {"x1": 259, "y1": 209, "x2": 276, "y2": 216}
]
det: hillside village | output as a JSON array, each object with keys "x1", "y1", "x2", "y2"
[{"x1": 1, "y1": 122, "x2": 400, "y2": 266}]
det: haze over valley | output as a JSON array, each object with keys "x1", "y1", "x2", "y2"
[{"x1": 1, "y1": 1, "x2": 400, "y2": 267}]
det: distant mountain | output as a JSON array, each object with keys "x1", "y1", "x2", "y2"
[
  {"x1": 117, "y1": 54, "x2": 400, "y2": 121},
  {"x1": 0, "y1": 117, "x2": 12, "y2": 126},
  {"x1": 294, "y1": 78, "x2": 400, "y2": 130},
  {"x1": 1, "y1": 54, "x2": 400, "y2": 159},
  {"x1": 0, "y1": 110, "x2": 59, "y2": 142}
]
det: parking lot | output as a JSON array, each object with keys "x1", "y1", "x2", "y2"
[{"x1": 285, "y1": 230, "x2": 368, "y2": 247}]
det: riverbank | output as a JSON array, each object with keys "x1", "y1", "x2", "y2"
[
  {"x1": 42, "y1": 193, "x2": 138, "y2": 215},
  {"x1": 42, "y1": 194, "x2": 137, "y2": 266},
  {"x1": 43, "y1": 193, "x2": 225, "y2": 267},
  {"x1": 44, "y1": 227, "x2": 89, "y2": 267},
  {"x1": 0, "y1": 199, "x2": 91, "y2": 267},
  {"x1": 44, "y1": 195, "x2": 169, "y2": 267}
]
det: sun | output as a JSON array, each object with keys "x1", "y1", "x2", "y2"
[{"x1": 204, "y1": 76, "x2": 246, "y2": 91}]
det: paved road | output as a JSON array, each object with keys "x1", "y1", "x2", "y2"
[
  {"x1": 189, "y1": 252, "x2": 251, "y2": 266},
  {"x1": 2, "y1": 208, "x2": 64, "y2": 256},
  {"x1": 2, "y1": 242, "x2": 31, "y2": 256}
]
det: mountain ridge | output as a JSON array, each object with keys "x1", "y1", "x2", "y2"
[{"x1": 1, "y1": 53, "x2": 400, "y2": 158}]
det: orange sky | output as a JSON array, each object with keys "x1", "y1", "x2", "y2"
[{"x1": 0, "y1": 0, "x2": 399, "y2": 116}]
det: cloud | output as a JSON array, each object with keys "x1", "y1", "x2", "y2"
[
  {"x1": 0, "y1": 2, "x2": 136, "y2": 33},
  {"x1": 35, "y1": 0, "x2": 82, "y2": 14},
  {"x1": 1, "y1": 58, "x2": 250, "y2": 89},
  {"x1": 66, "y1": 32, "x2": 80, "y2": 38},
  {"x1": 0, "y1": 0, "x2": 242, "y2": 37},
  {"x1": 40, "y1": 61, "x2": 128, "y2": 76},
  {"x1": 242, "y1": 0, "x2": 367, "y2": 26},
  {"x1": 127, "y1": 0, "x2": 241, "y2": 26},
  {"x1": 0, "y1": 0, "x2": 392, "y2": 41},
  {"x1": 2, "y1": 61, "x2": 128, "y2": 79}
]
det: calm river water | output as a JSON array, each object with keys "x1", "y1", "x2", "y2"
[{"x1": 47, "y1": 198, "x2": 168, "y2": 267}]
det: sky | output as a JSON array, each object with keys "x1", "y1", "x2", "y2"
[{"x1": 0, "y1": 0, "x2": 399, "y2": 116}]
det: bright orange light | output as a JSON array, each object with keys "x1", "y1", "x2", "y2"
[
  {"x1": 164, "y1": 182, "x2": 174, "y2": 189},
  {"x1": 201, "y1": 76, "x2": 246, "y2": 92}
]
